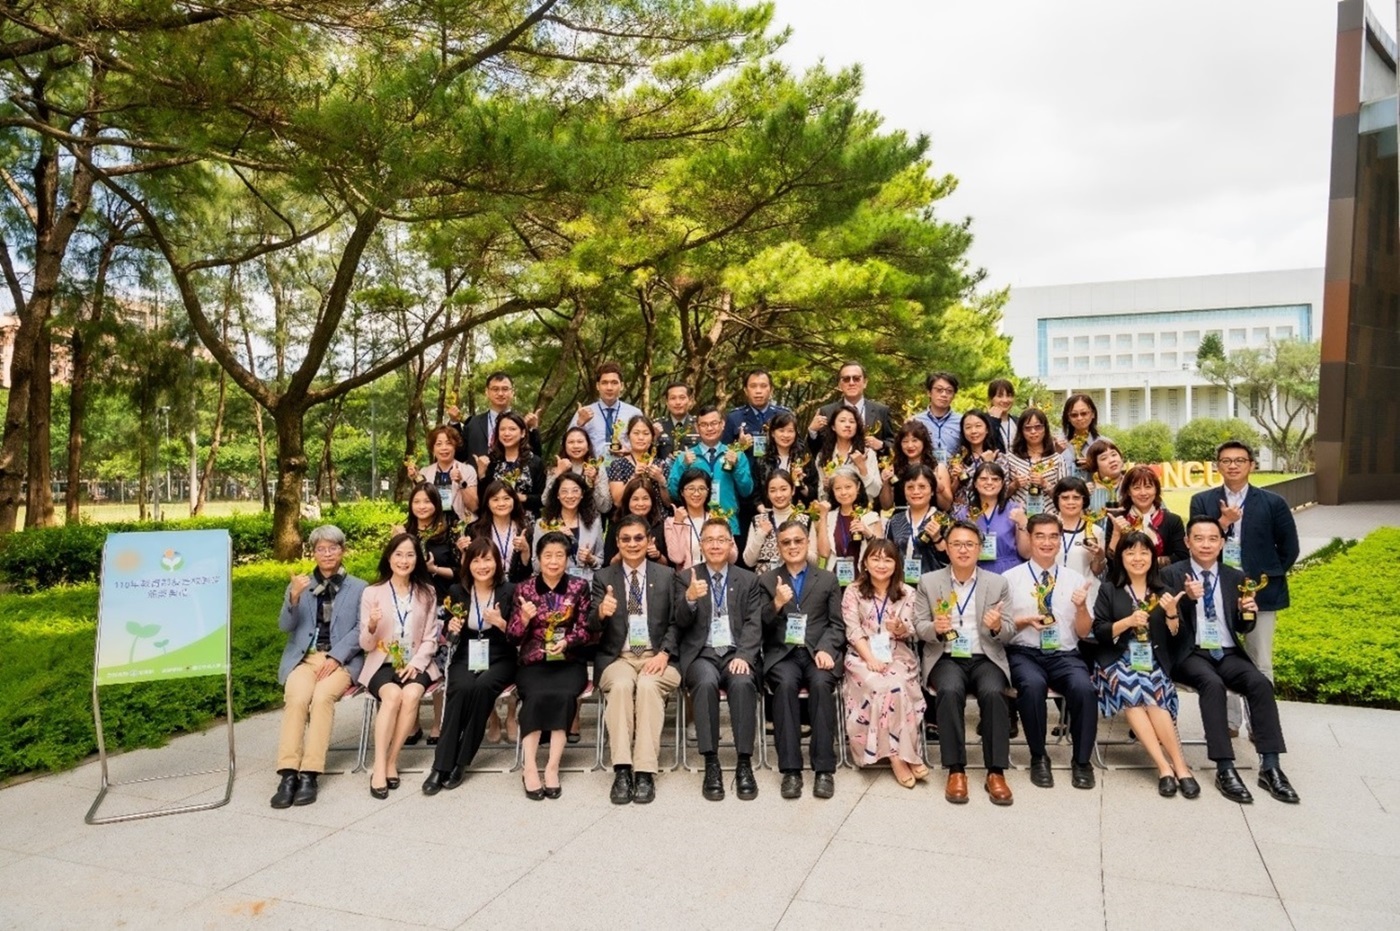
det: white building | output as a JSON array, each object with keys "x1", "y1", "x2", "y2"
[{"x1": 1001, "y1": 268, "x2": 1324, "y2": 441}]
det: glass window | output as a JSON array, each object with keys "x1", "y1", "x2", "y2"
[
  {"x1": 1053, "y1": 357, "x2": 1069, "y2": 372},
  {"x1": 1183, "y1": 330, "x2": 1200, "y2": 349},
  {"x1": 1138, "y1": 333, "x2": 1155, "y2": 347},
  {"x1": 1073, "y1": 356, "x2": 1089, "y2": 370},
  {"x1": 1093, "y1": 355, "x2": 1110, "y2": 370},
  {"x1": 1073, "y1": 335, "x2": 1090, "y2": 351},
  {"x1": 1228, "y1": 328, "x2": 1245, "y2": 345},
  {"x1": 1274, "y1": 325, "x2": 1293, "y2": 339},
  {"x1": 1094, "y1": 334, "x2": 1110, "y2": 349},
  {"x1": 1052, "y1": 337, "x2": 1069, "y2": 351},
  {"x1": 1116, "y1": 353, "x2": 1132, "y2": 368},
  {"x1": 1162, "y1": 351, "x2": 1179, "y2": 369},
  {"x1": 1116, "y1": 334, "x2": 1133, "y2": 349},
  {"x1": 1138, "y1": 353, "x2": 1155, "y2": 368},
  {"x1": 1162, "y1": 332, "x2": 1179, "y2": 348},
  {"x1": 1252, "y1": 327, "x2": 1270, "y2": 344}
]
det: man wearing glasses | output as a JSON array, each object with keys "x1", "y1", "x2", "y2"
[
  {"x1": 914, "y1": 371, "x2": 963, "y2": 463},
  {"x1": 1189, "y1": 440, "x2": 1299, "y2": 738},
  {"x1": 270, "y1": 526, "x2": 368, "y2": 808},
  {"x1": 589, "y1": 516, "x2": 687, "y2": 805},
  {"x1": 806, "y1": 362, "x2": 895, "y2": 452}
]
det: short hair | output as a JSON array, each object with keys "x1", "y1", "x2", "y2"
[
  {"x1": 307, "y1": 524, "x2": 346, "y2": 548},
  {"x1": 837, "y1": 361, "x2": 865, "y2": 378},
  {"x1": 694, "y1": 404, "x2": 721, "y2": 421},
  {"x1": 1084, "y1": 438, "x2": 1121, "y2": 475},
  {"x1": 743, "y1": 368, "x2": 772, "y2": 387},
  {"x1": 700, "y1": 517, "x2": 733, "y2": 539},
  {"x1": 775, "y1": 518, "x2": 810, "y2": 539},
  {"x1": 1051, "y1": 475, "x2": 1090, "y2": 504},
  {"x1": 535, "y1": 530, "x2": 574, "y2": 558},
  {"x1": 1026, "y1": 512, "x2": 1063, "y2": 534},
  {"x1": 1215, "y1": 439, "x2": 1256, "y2": 461},
  {"x1": 988, "y1": 378, "x2": 1015, "y2": 399},
  {"x1": 677, "y1": 467, "x2": 712, "y2": 493},
  {"x1": 945, "y1": 519, "x2": 983, "y2": 542},
  {"x1": 614, "y1": 513, "x2": 651, "y2": 536},
  {"x1": 1061, "y1": 393, "x2": 1099, "y2": 438},
  {"x1": 664, "y1": 381, "x2": 692, "y2": 397},
  {"x1": 485, "y1": 371, "x2": 513, "y2": 386},
  {"x1": 595, "y1": 361, "x2": 624, "y2": 381},
  {"x1": 1186, "y1": 514, "x2": 1223, "y2": 536},
  {"x1": 427, "y1": 424, "x2": 462, "y2": 450},
  {"x1": 925, "y1": 371, "x2": 960, "y2": 392},
  {"x1": 458, "y1": 536, "x2": 503, "y2": 588},
  {"x1": 901, "y1": 463, "x2": 938, "y2": 487},
  {"x1": 1119, "y1": 464, "x2": 1163, "y2": 510}
]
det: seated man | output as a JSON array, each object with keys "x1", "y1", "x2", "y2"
[
  {"x1": 759, "y1": 520, "x2": 845, "y2": 800},
  {"x1": 271, "y1": 525, "x2": 368, "y2": 808},
  {"x1": 589, "y1": 516, "x2": 686, "y2": 805},
  {"x1": 677, "y1": 519, "x2": 765, "y2": 801},
  {"x1": 1160, "y1": 517, "x2": 1300, "y2": 804},
  {"x1": 913, "y1": 520, "x2": 1016, "y2": 806},
  {"x1": 1004, "y1": 514, "x2": 1098, "y2": 790}
]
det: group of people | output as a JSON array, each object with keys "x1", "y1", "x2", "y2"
[{"x1": 270, "y1": 362, "x2": 1301, "y2": 810}]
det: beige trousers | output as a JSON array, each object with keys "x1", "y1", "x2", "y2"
[
  {"x1": 276, "y1": 653, "x2": 352, "y2": 773},
  {"x1": 599, "y1": 655, "x2": 681, "y2": 773}
]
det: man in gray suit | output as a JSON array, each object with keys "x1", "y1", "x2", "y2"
[
  {"x1": 271, "y1": 524, "x2": 368, "y2": 809},
  {"x1": 913, "y1": 520, "x2": 1016, "y2": 806},
  {"x1": 589, "y1": 515, "x2": 689, "y2": 805},
  {"x1": 760, "y1": 520, "x2": 845, "y2": 800},
  {"x1": 678, "y1": 518, "x2": 765, "y2": 801}
]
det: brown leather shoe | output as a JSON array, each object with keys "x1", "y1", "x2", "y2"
[
  {"x1": 944, "y1": 771, "x2": 969, "y2": 804},
  {"x1": 985, "y1": 773, "x2": 1014, "y2": 806}
]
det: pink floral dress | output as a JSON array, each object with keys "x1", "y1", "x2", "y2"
[{"x1": 841, "y1": 586, "x2": 926, "y2": 766}]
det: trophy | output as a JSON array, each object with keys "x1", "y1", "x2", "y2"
[
  {"x1": 850, "y1": 507, "x2": 869, "y2": 542},
  {"x1": 1133, "y1": 593, "x2": 1159, "y2": 642},
  {"x1": 608, "y1": 418, "x2": 626, "y2": 456},
  {"x1": 1032, "y1": 576, "x2": 1056, "y2": 629},
  {"x1": 935, "y1": 595, "x2": 958, "y2": 642},
  {"x1": 1238, "y1": 575, "x2": 1269, "y2": 623}
]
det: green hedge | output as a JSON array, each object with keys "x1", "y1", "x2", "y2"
[
  {"x1": 1275, "y1": 527, "x2": 1400, "y2": 708},
  {"x1": 0, "y1": 501, "x2": 402, "y2": 591}
]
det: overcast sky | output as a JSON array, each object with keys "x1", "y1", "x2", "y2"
[{"x1": 769, "y1": 0, "x2": 1360, "y2": 289}]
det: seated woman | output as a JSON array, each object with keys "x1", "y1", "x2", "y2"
[
  {"x1": 602, "y1": 475, "x2": 671, "y2": 567},
  {"x1": 408, "y1": 425, "x2": 478, "y2": 527},
  {"x1": 1106, "y1": 465, "x2": 1188, "y2": 567},
  {"x1": 508, "y1": 531, "x2": 594, "y2": 799},
  {"x1": 1089, "y1": 531, "x2": 1197, "y2": 798},
  {"x1": 841, "y1": 539, "x2": 928, "y2": 787},
  {"x1": 422, "y1": 537, "x2": 517, "y2": 795},
  {"x1": 357, "y1": 532, "x2": 442, "y2": 799}
]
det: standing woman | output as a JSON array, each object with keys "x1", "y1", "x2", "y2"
[
  {"x1": 742, "y1": 469, "x2": 815, "y2": 575},
  {"x1": 602, "y1": 476, "x2": 672, "y2": 566},
  {"x1": 358, "y1": 533, "x2": 442, "y2": 799},
  {"x1": 953, "y1": 462, "x2": 1029, "y2": 575},
  {"x1": 842, "y1": 539, "x2": 928, "y2": 787},
  {"x1": 1058, "y1": 393, "x2": 1103, "y2": 479},
  {"x1": 543, "y1": 426, "x2": 612, "y2": 517},
  {"x1": 1106, "y1": 465, "x2": 1188, "y2": 567},
  {"x1": 508, "y1": 531, "x2": 594, "y2": 799},
  {"x1": 1084, "y1": 438, "x2": 1127, "y2": 516},
  {"x1": 948, "y1": 410, "x2": 1007, "y2": 508},
  {"x1": 884, "y1": 464, "x2": 949, "y2": 578},
  {"x1": 467, "y1": 480, "x2": 534, "y2": 583},
  {"x1": 422, "y1": 537, "x2": 517, "y2": 795},
  {"x1": 1005, "y1": 408, "x2": 1063, "y2": 515},
  {"x1": 757, "y1": 412, "x2": 819, "y2": 506},
  {"x1": 1050, "y1": 477, "x2": 1108, "y2": 594},
  {"x1": 1089, "y1": 531, "x2": 1197, "y2": 797},
  {"x1": 814, "y1": 404, "x2": 881, "y2": 503},
  {"x1": 476, "y1": 412, "x2": 545, "y2": 520},
  {"x1": 664, "y1": 468, "x2": 737, "y2": 570},
  {"x1": 815, "y1": 465, "x2": 884, "y2": 585},
  {"x1": 606, "y1": 415, "x2": 668, "y2": 509},
  {"x1": 878, "y1": 420, "x2": 953, "y2": 512},
  {"x1": 535, "y1": 472, "x2": 603, "y2": 584},
  {"x1": 410, "y1": 425, "x2": 479, "y2": 527}
]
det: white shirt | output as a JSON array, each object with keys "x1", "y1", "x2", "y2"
[
  {"x1": 1188, "y1": 559, "x2": 1235, "y2": 649},
  {"x1": 950, "y1": 570, "x2": 983, "y2": 656},
  {"x1": 1006, "y1": 560, "x2": 1086, "y2": 652},
  {"x1": 620, "y1": 560, "x2": 649, "y2": 617}
]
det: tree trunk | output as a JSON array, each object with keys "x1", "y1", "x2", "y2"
[
  {"x1": 24, "y1": 325, "x2": 55, "y2": 528},
  {"x1": 65, "y1": 231, "x2": 117, "y2": 522},
  {"x1": 194, "y1": 365, "x2": 228, "y2": 516},
  {"x1": 271, "y1": 402, "x2": 308, "y2": 560}
]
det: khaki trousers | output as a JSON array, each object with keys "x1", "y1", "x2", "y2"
[
  {"x1": 277, "y1": 653, "x2": 352, "y2": 773},
  {"x1": 599, "y1": 655, "x2": 680, "y2": 773}
]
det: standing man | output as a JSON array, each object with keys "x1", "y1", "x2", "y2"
[
  {"x1": 914, "y1": 371, "x2": 963, "y2": 463},
  {"x1": 1004, "y1": 514, "x2": 1098, "y2": 790},
  {"x1": 270, "y1": 525, "x2": 368, "y2": 809},
  {"x1": 723, "y1": 368, "x2": 790, "y2": 454},
  {"x1": 589, "y1": 515, "x2": 687, "y2": 805},
  {"x1": 569, "y1": 362, "x2": 644, "y2": 456},
  {"x1": 913, "y1": 520, "x2": 1015, "y2": 806},
  {"x1": 446, "y1": 371, "x2": 541, "y2": 460},
  {"x1": 654, "y1": 381, "x2": 697, "y2": 463},
  {"x1": 677, "y1": 519, "x2": 765, "y2": 801},
  {"x1": 1189, "y1": 439, "x2": 1299, "y2": 736},
  {"x1": 1160, "y1": 517, "x2": 1299, "y2": 804},
  {"x1": 666, "y1": 405, "x2": 754, "y2": 535},
  {"x1": 807, "y1": 362, "x2": 896, "y2": 452},
  {"x1": 759, "y1": 521, "x2": 845, "y2": 799}
]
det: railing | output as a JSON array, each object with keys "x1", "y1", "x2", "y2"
[{"x1": 1267, "y1": 473, "x2": 1317, "y2": 509}]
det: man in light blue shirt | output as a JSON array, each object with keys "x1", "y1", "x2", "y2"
[
  {"x1": 568, "y1": 361, "x2": 643, "y2": 456},
  {"x1": 914, "y1": 371, "x2": 962, "y2": 462}
]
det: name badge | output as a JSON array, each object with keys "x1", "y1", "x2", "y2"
[
  {"x1": 784, "y1": 613, "x2": 808, "y2": 645},
  {"x1": 1222, "y1": 539, "x2": 1242, "y2": 570},
  {"x1": 1040, "y1": 624, "x2": 1061, "y2": 652},
  {"x1": 934, "y1": 447, "x2": 950, "y2": 465},
  {"x1": 869, "y1": 631, "x2": 893, "y2": 663},
  {"x1": 437, "y1": 486, "x2": 454, "y2": 509},
  {"x1": 1201, "y1": 618, "x2": 1223, "y2": 651},
  {"x1": 951, "y1": 626, "x2": 973, "y2": 659},
  {"x1": 979, "y1": 532, "x2": 997, "y2": 562},
  {"x1": 1025, "y1": 492, "x2": 1045, "y2": 516},
  {"x1": 567, "y1": 567, "x2": 591, "y2": 581},
  {"x1": 903, "y1": 557, "x2": 923, "y2": 585},
  {"x1": 751, "y1": 435, "x2": 768, "y2": 457},
  {"x1": 467, "y1": 639, "x2": 489, "y2": 672},
  {"x1": 628, "y1": 613, "x2": 650, "y2": 649},
  {"x1": 833, "y1": 557, "x2": 856, "y2": 586},
  {"x1": 1129, "y1": 639, "x2": 1153, "y2": 673},
  {"x1": 709, "y1": 615, "x2": 733, "y2": 650},
  {"x1": 709, "y1": 482, "x2": 721, "y2": 506}
]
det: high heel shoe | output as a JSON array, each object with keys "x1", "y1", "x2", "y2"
[
  {"x1": 404, "y1": 728, "x2": 423, "y2": 746},
  {"x1": 892, "y1": 768, "x2": 916, "y2": 790},
  {"x1": 544, "y1": 782, "x2": 562, "y2": 799},
  {"x1": 910, "y1": 764, "x2": 931, "y2": 782},
  {"x1": 386, "y1": 774, "x2": 400, "y2": 790},
  {"x1": 522, "y1": 777, "x2": 545, "y2": 801}
]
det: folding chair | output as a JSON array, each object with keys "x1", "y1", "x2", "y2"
[
  {"x1": 677, "y1": 688, "x2": 768, "y2": 771},
  {"x1": 512, "y1": 681, "x2": 605, "y2": 773}
]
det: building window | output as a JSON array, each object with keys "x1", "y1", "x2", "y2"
[
  {"x1": 1162, "y1": 332, "x2": 1178, "y2": 348},
  {"x1": 1274, "y1": 325, "x2": 1293, "y2": 339},
  {"x1": 1093, "y1": 354, "x2": 1110, "y2": 370},
  {"x1": 1228, "y1": 328, "x2": 1246, "y2": 346},
  {"x1": 1116, "y1": 334, "x2": 1132, "y2": 349},
  {"x1": 1073, "y1": 356, "x2": 1089, "y2": 370},
  {"x1": 1138, "y1": 353, "x2": 1155, "y2": 368},
  {"x1": 1252, "y1": 327, "x2": 1270, "y2": 344},
  {"x1": 1073, "y1": 336, "x2": 1089, "y2": 351},
  {"x1": 1094, "y1": 334, "x2": 1110, "y2": 349},
  {"x1": 1053, "y1": 357, "x2": 1069, "y2": 372},
  {"x1": 1052, "y1": 337, "x2": 1069, "y2": 351},
  {"x1": 1183, "y1": 330, "x2": 1200, "y2": 349},
  {"x1": 1137, "y1": 333, "x2": 1155, "y2": 347},
  {"x1": 1116, "y1": 353, "x2": 1132, "y2": 368}
]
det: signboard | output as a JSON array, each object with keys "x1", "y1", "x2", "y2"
[{"x1": 95, "y1": 530, "x2": 231, "y2": 686}]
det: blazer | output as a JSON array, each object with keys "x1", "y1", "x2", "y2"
[
  {"x1": 1107, "y1": 508, "x2": 1187, "y2": 565},
  {"x1": 676, "y1": 563, "x2": 765, "y2": 674},
  {"x1": 758, "y1": 565, "x2": 846, "y2": 674},
  {"x1": 277, "y1": 573, "x2": 369, "y2": 684},
  {"x1": 810, "y1": 398, "x2": 895, "y2": 447},
  {"x1": 443, "y1": 581, "x2": 516, "y2": 667},
  {"x1": 911, "y1": 567, "x2": 1014, "y2": 686},
  {"x1": 1088, "y1": 580, "x2": 1172, "y2": 671},
  {"x1": 1159, "y1": 560, "x2": 1256, "y2": 677},
  {"x1": 357, "y1": 582, "x2": 443, "y2": 686},
  {"x1": 587, "y1": 561, "x2": 688, "y2": 684},
  {"x1": 1189, "y1": 485, "x2": 1299, "y2": 611}
]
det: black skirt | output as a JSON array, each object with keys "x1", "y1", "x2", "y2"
[
  {"x1": 514, "y1": 660, "x2": 587, "y2": 735},
  {"x1": 367, "y1": 663, "x2": 432, "y2": 700}
]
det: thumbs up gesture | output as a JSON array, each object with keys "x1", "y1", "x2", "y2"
[
  {"x1": 686, "y1": 567, "x2": 709, "y2": 602},
  {"x1": 774, "y1": 579, "x2": 795, "y2": 610},
  {"x1": 599, "y1": 584, "x2": 618, "y2": 618},
  {"x1": 1071, "y1": 580, "x2": 1091, "y2": 608},
  {"x1": 575, "y1": 404, "x2": 594, "y2": 426},
  {"x1": 525, "y1": 409, "x2": 540, "y2": 430}
]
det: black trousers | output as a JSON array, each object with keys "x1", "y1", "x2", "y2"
[
  {"x1": 685, "y1": 654, "x2": 758, "y2": 756},
  {"x1": 1173, "y1": 648, "x2": 1285, "y2": 762},
  {"x1": 433, "y1": 655, "x2": 515, "y2": 772},
  {"x1": 1008, "y1": 646, "x2": 1097, "y2": 765},
  {"x1": 765, "y1": 650, "x2": 838, "y2": 773},
  {"x1": 929, "y1": 655, "x2": 1010, "y2": 770}
]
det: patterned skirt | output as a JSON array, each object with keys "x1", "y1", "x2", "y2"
[{"x1": 1092, "y1": 653, "x2": 1178, "y2": 720}]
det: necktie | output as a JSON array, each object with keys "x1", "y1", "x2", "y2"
[
  {"x1": 488, "y1": 412, "x2": 497, "y2": 450},
  {"x1": 603, "y1": 406, "x2": 616, "y2": 441},
  {"x1": 1203, "y1": 570, "x2": 1223, "y2": 660},
  {"x1": 628, "y1": 569, "x2": 645, "y2": 656},
  {"x1": 706, "y1": 448, "x2": 717, "y2": 466}
]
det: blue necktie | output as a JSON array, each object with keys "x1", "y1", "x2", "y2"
[{"x1": 1203, "y1": 570, "x2": 1223, "y2": 660}]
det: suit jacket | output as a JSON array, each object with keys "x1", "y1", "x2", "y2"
[
  {"x1": 911, "y1": 567, "x2": 1014, "y2": 686},
  {"x1": 758, "y1": 565, "x2": 846, "y2": 674},
  {"x1": 357, "y1": 582, "x2": 443, "y2": 686},
  {"x1": 1088, "y1": 581, "x2": 1172, "y2": 671},
  {"x1": 1189, "y1": 485, "x2": 1298, "y2": 610},
  {"x1": 587, "y1": 561, "x2": 687, "y2": 684},
  {"x1": 676, "y1": 563, "x2": 764, "y2": 674},
  {"x1": 1159, "y1": 560, "x2": 1256, "y2": 678},
  {"x1": 277, "y1": 573, "x2": 369, "y2": 684},
  {"x1": 811, "y1": 398, "x2": 895, "y2": 446}
]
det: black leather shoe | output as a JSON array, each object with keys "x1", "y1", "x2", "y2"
[
  {"x1": 1179, "y1": 776, "x2": 1201, "y2": 799},
  {"x1": 522, "y1": 777, "x2": 546, "y2": 801},
  {"x1": 610, "y1": 768, "x2": 634, "y2": 805},
  {"x1": 405, "y1": 728, "x2": 423, "y2": 745},
  {"x1": 270, "y1": 771, "x2": 298, "y2": 809},
  {"x1": 1158, "y1": 775, "x2": 1178, "y2": 797},
  {"x1": 442, "y1": 766, "x2": 465, "y2": 791},
  {"x1": 292, "y1": 772, "x2": 318, "y2": 806},
  {"x1": 780, "y1": 772, "x2": 803, "y2": 799},
  {"x1": 1071, "y1": 762, "x2": 1096, "y2": 790},
  {"x1": 1215, "y1": 767, "x2": 1254, "y2": 804},
  {"x1": 633, "y1": 772, "x2": 656, "y2": 804},
  {"x1": 370, "y1": 780, "x2": 389, "y2": 800},
  {"x1": 422, "y1": 770, "x2": 445, "y2": 796},
  {"x1": 813, "y1": 772, "x2": 835, "y2": 799},
  {"x1": 385, "y1": 776, "x2": 400, "y2": 791},
  {"x1": 1257, "y1": 768, "x2": 1300, "y2": 804},
  {"x1": 735, "y1": 759, "x2": 759, "y2": 800},
  {"x1": 1030, "y1": 757, "x2": 1054, "y2": 788},
  {"x1": 543, "y1": 783, "x2": 562, "y2": 800},
  {"x1": 702, "y1": 758, "x2": 725, "y2": 801}
]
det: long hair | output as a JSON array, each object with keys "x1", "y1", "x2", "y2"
[
  {"x1": 542, "y1": 470, "x2": 599, "y2": 525},
  {"x1": 762, "y1": 411, "x2": 807, "y2": 464},
  {"x1": 892, "y1": 420, "x2": 937, "y2": 474},
  {"x1": 404, "y1": 482, "x2": 448, "y2": 542},
  {"x1": 1011, "y1": 408, "x2": 1053, "y2": 459},
  {"x1": 1061, "y1": 393, "x2": 1100, "y2": 440},
  {"x1": 375, "y1": 531, "x2": 434, "y2": 605},
  {"x1": 458, "y1": 535, "x2": 505, "y2": 589},
  {"x1": 487, "y1": 411, "x2": 530, "y2": 462},
  {"x1": 958, "y1": 409, "x2": 1002, "y2": 460},
  {"x1": 619, "y1": 474, "x2": 668, "y2": 526},
  {"x1": 558, "y1": 425, "x2": 595, "y2": 462},
  {"x1": 855, "y1": 538, "x2": 907, "y2": 601},
  {"x1": 470, "y1": 479, "x2": 528, "y2": 538},
  {"x1": 817, "y1": 403, "x2": 867, "y2": 463}
]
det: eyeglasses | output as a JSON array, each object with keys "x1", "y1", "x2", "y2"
[
  {"x1": 1217, "y1": 457, "x2": 1250, "y2": 466},
  {"x1": 931, "y1": 386, "x2": 955, "y2": 395},
  {"x1": 839, "y1": 374, "x2": 864, "y2": 383},
  {"x1": 778, "y1": 536, "x2": 807, "y2": 546},
  {"x1": 617, "y1": 535, "x2": 647, "y2": 544},
  {"x1": 947, "y1": 541, "x2": 979, "y2": 550},
  {"x1": 1022, "y1": 423, "x2": 1045, "y2": 431},
  {"x1": 700, "y1": 536, "x2": 730, "y2": 546}
]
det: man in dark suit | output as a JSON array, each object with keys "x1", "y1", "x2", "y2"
[
  {"x1": 677, "y1": 518, "x2": 765, "y2": 801},
  {"x1": 446, "y1": 371, "x2": 542, "y2": 460},
  {"x1": 1189, "y1": 439, "x2": 1299, "y2": 736},
  {"x1": 805, "y1": 362, "x2": 896, "y2": 452},
  {"x1": 1160, "y1": 516, "x2": 1299, "y2": 805},
  {"x1": 589, "y1": 516, "x2": 687, "y2": 805},
  {"x1": 759, "y1": 520, "x2": 845, "y2": 800}
]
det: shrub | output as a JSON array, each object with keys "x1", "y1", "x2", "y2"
[
  {"x1": 1116, "y1": 420, "x2": 1174, "y2": 464},
  {"x1": 1174, "y1": 417, "x2": 1262, "y2": 462}
]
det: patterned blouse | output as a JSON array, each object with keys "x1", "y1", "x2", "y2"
[{"x1": 506, "y1": 574, "x2": 594, "y2": 665}]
